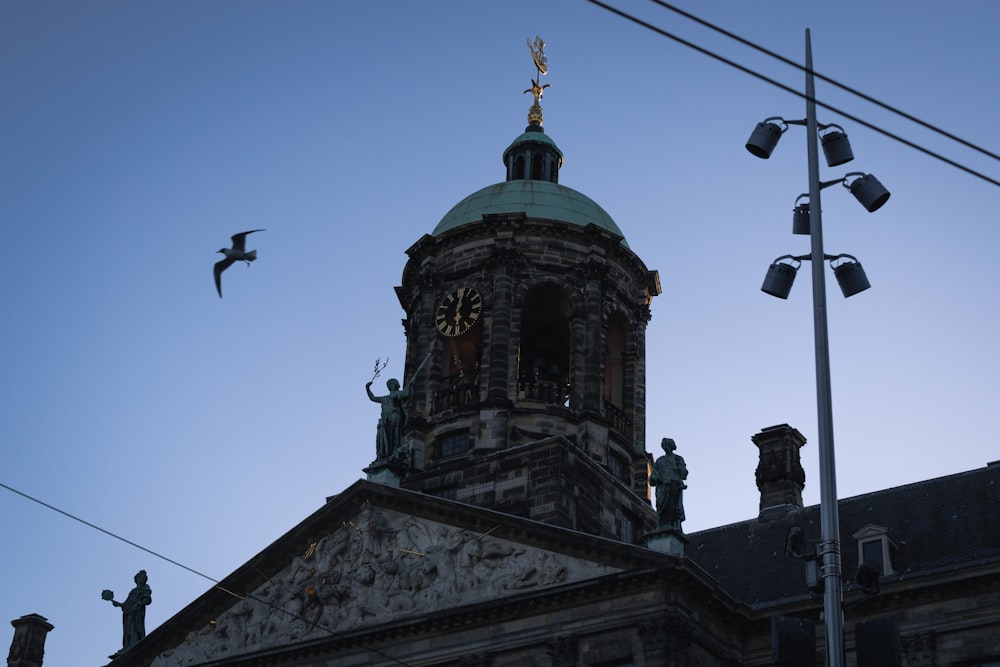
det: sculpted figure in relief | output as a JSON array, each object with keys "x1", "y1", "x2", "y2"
[{"x1": 152, "y1": 510, "x2": 616, "y2": 667}]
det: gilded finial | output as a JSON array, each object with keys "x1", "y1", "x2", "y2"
[{"x1": 524, "y1": 36, "x2": 549, "y2": 126}]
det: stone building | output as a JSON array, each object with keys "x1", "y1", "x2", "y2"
[{"x1": 53, "y1": 52, "x2": 1000, "y2": 667}]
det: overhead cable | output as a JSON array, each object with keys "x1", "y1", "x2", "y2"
[
  {"x1": 647, "y1": 0, "x2": 1000, "y2": 164},
  {"x1": 0, "y1": 481, "x2": 415, "y2": 667},
  {"x1": 584, "y1": 0, "x2": 1000, "y2": 189}
]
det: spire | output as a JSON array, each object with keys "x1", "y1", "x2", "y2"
[
  {"x1": 504, "y1": 37, "x2": 563, "y2": 183},
  {"x1": 524, "y1": 36, "x2": 549, "y2": 127}
]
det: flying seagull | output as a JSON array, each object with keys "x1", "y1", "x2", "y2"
[{"x1": 214, "y1": 229, "x2": 265, "y2": 298}]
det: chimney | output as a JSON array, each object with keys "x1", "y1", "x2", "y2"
[
  {"x1": 752, "y1": 424, "x2": 806, "y2": 512},
  {"x1": 7, "y1": 614, "x2": 54, "y2": 667}
]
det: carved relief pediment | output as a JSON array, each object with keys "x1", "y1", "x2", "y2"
[{"x1": 152, "y1": 506, "x2": 621, "y2": 666}]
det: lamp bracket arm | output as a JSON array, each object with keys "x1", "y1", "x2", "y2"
[{"x1": 828, "y1": 253, "x2": 859, "y2": 266}]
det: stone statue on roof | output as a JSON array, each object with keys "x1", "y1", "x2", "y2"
[
  {"x1": 365, "y1": 353, "x2": 431, "y2": 464},
  {"x1": 102, "y1": 569, "x2": 152, "y2": 655},
  {"x1": 650, "y1": 438, "x2": 688, "y2": 533}
]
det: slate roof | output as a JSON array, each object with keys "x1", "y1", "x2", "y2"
[{"x1": 684, "y1": 462, "x2": 1000, "y2": 610}]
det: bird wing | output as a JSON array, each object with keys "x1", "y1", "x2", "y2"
[
  {"x1": 229, "y1": 228, "x2": 265, "y2": 251},
  {"x1": 214, "y1": 257, "x2": 236, "y2": 297}
]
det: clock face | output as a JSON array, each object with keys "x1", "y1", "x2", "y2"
[{"x1": 435, "y1": 286, "x2": 483, "y2": 337}]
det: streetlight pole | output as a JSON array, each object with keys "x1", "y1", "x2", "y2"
[
  {"x1": 804, "y1": 28, "x2": 845, "y2": 667},
  {"x1": 750, "y1": 30, "x2": 890, "y2": 665}
]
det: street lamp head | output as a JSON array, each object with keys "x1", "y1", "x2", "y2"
[
  {"x1": 820, "y1": 124, "x2": 854, "y2": 167},
  {"x1": 792, "y1": 194, "x2": 811, "y2": 235},
  {"x1": 832, "y1": 254, "x2": 871, "y2": 297},
  {"x1": 855, "y1": 559, "x2": 882, "y2": 595},
  {"x1": 761, "y1": 255, "x2": 801, "y2": 299},
  {"x1": 845, "y1": 172, "x2": 891, "y2": 212},
  {"x1": 746, "y1": 117, "x2": 786, "y2": 159}
]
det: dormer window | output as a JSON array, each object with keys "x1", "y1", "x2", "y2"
[{"x1": 852, "y1": 524, "x2": 899, "y2": 576}]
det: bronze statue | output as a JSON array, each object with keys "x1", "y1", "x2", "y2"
[
  {"x1": 102, "y1": 569, "x2": 152, "y2": 654},
  {"x1": 366, "y1": 377, "x2": 412, "y2": 460},
  {"x1": 650, "y1": 438, "x2": 688, "y2": 532},
  {"x1": 366, "y1": 354, "x2": 430, "y2": 461}
]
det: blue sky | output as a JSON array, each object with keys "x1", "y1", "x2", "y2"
[{"x1": 2, "y1": 1, "x2": 998, "y2": 664}]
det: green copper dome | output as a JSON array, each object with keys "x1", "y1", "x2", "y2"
[
  {"x1": 503, "y1": 129, "x2": 564, "y2": 163},
  {"x1": 432, "y1": 179, "x2": 627, "y2": 245},
  {"x1": 432, "y1": 96, "x2": 626, "y2": 244}
]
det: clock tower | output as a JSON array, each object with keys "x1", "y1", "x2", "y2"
[{"x1": 388, "y1": 41, "x2": 662, "y2": 543}]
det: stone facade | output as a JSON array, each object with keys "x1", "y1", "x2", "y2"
[
  {"x1": 101, "y1": 462, "x2": 1000, "y2": 667},
  {"x1": 391, "y1": 210, "x2": 660, "y2": 543},
  {"x1": 84, "y1": 72, "x2": 1000, "y2": 667},
  {"x1": 403, "y1": 436, "x2": 656, "y2": 543}
]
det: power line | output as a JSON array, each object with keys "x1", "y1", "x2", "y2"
[
  {"x1": 646, "y1": 0, "x2": 1000, "y2": 164},
  {"x1": 584, "y1": 0, "x2": 1000, "y2": 189},
  {"x1": 0, "y1": 481, "x2": 415, "y2": 667}
]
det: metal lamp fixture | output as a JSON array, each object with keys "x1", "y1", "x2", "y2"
[
  {"x1": 831, "y1": 254, "x2": 871, "y2": 297},
  {"x1": 844, "y1": 172, "x2": 891, "y2": 212},
  {"x1": 746, "y1": 117, "x2": 786, "y2": 159},
  {"x1": 855, "y1": 560, "x2": 882, "y2": 595},
  {"x1": 820, "y1": 124, "x2": 854, "y2": 167},
  {"x1": 762, "y1": 253, "x2": 871, "y2": 300},
  {"x1": 761, "y1": 255, "x2": 801, "y2": 299},
  {"x1": 748, "y1": 119, "x2": 854, "y2": 168},
  {"x1": 792, "y1": 194, "x2": 811, "y2": 235}
]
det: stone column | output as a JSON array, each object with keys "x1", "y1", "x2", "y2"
[
  {"x1": 486, "y1": 266, "x2": 514, "y2": 404},
  {"x1": 7, "y1": 614, "x2": 54, "y2": 667},
  {"x1": 631, "y1": 302, "x2": 651, "y2": 454},
  {"x1": 579, "y1": 269, "x2": 605, "y2": 414}
]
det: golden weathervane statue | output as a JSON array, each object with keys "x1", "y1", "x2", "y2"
[{"x1": 524, "y1": 36, "x2": 549, "y2": 126}]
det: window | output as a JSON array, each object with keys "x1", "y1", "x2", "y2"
[
  {"x1": 438, "y1": 430, "x2": 470, "y2": 458},
  {"x1": 512, "y1": 155, "x2": 525, "y2": 180},
  {"x1": 608, "y1": 451, "x2": 630, "y2": 484},
  {"x1": 852, "y1": 524, "x2": 898, "y2": 576},
  {"x1": 862, "y1": 539, "x2": 884, "y2": 574},
  {"x1": 618, "y1": 509, "x2": 637, "y2": 544},
  {"x1": 604, "y1": 312, "x2": 628, "y2": 407},
  {"x1": 517, "y1": 284, "x2": 572, "y2": 406}
]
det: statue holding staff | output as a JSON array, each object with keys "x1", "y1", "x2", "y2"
[{"x1": 366, "y1": 353, "x2": 430, "y2": 461}]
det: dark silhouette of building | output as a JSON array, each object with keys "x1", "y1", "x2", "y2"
[{"x1": 21, "y1": 62, "x2": 994, "y2": 667}]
